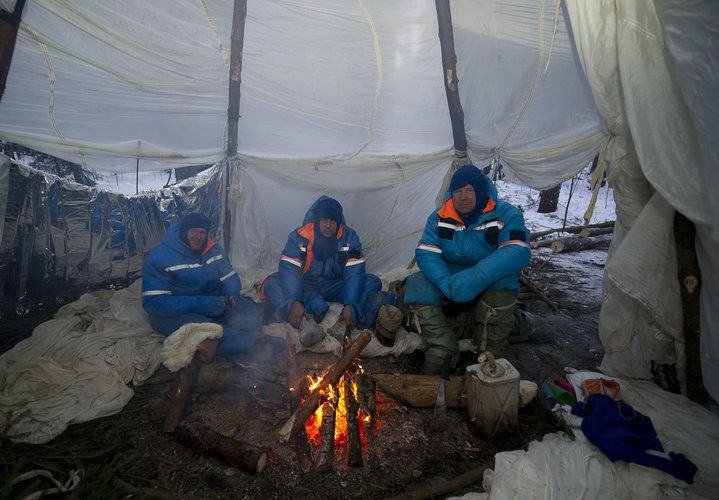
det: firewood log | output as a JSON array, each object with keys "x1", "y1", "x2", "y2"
[
  {"x1": 163, "y1": 355, "x2": 201, "y2": 433},
  {"x1": 174, "y1": 420, "x2": 267, "y2": 474},
  {"x1": 551, "y1": 234, "x2": 611, "y2": 253},
  {"x1": 278, "y1": 329, "x2": 372, "y2": 443},
  {"x1": 579, "y1": 226, "x2": 614, "y2": 238}
]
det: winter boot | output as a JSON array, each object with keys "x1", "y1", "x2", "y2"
[
  {"x1": 298, "y1": 316, "x2": 324, "y2": 347},
  {"x1": 374, "y1": 304, "x2": 403, "y2": 347},
  {"x1": 411, "y1": 304, "x2": 458, "y2": 372},
  {"x1": 473, "y1": 290, "x2": 517, "y2": 356}
]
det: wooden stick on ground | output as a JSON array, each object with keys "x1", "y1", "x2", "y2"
[
  {"x1": 163, "y1": 354, "x2": 201, "y2": 433},
  {"x1": 387, "y1": 462, "x2": 491, "y2": 500},
  {"x1": 530, "y1": 220, "x2": 614, "y2": 240},
  {"x1": 174, "y1": 420, "x2": 268, "y2": 474},
  {"x1": 519, "y1": 275, "x2": 559, "y2": 312},
  {"x1": 286, "y1": 336, "x2": 313, "y2": 472},
  {"x1": 579, "y1": 226, "x2": 614, "y2": 238},
  {"x1": 278, "y1": 329, "x2": 373, "y2": 443},
  {"x1": 551, "y1": 234, "x2": 611, "y2": 254}
]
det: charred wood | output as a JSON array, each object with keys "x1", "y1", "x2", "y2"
[
  {"x1": 163, "y1": 355, "x2": 201, "y2": 433},
  {"x1": 286, "y1": 337, "x2": 313, "y2": 472},
  {"x1": 355, "y1": 371, "x2": 377, "y2": 436},
  {"x1": 316, "y1": 392, "x2": 337, "y2": 471},
  {"x1": 174, "y1": 420, "x2": 268, "y2": 474}
]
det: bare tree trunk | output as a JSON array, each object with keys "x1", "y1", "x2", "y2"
[{"x1": 537, "y1": 185, "x2": 561, "y2": 213}]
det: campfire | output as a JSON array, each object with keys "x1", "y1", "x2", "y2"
[{"x1": 279, "y1": 329, "x2": 377, "y2": 470}]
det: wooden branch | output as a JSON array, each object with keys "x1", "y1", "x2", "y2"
[
  {"x1": 387, "y1": 462, "x2": 491, "y2": 500},
  {"x1": 551, "y1": 234, "x2": 611, "y2": 253},
  {"x1": 278, "y1": 329, "x2": 373, "y2": 443},
  {"x1": 519, "y1": 275, "x2": 559, "y2": 312},
  {"x1": 163, "y1": 355, "x2": 201, "y2": 433},
  {"x1": 174, "y1": 420, "x2": 267, "y2": 474},
  {"x1": 530, "y1": 234, "x2": 577, "y2": 249},
  {"x1": 579, "y1": 226, "x2": 614, "y2": 238},
  {"x1": 674, "y1": 211, "x2": 710, "y2": 406},
  {"x1": 530, "y1": 220, "x2": 613, "y2": 240}
]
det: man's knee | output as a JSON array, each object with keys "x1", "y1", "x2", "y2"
[{"x1": 473, "y1": 289, "x2": 517, "y2": 353}]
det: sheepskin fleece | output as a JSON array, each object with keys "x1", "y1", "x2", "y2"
[{"x1": 161, "y1": 322, "x2": 223, "y2": 372}]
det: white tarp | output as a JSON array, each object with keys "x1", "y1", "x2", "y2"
[
  {"x1": 452, "y1": 371, "x2": 719, "y2": 500},
  {"x1": 0, "y1": 1, "x2": 718, "y2": 402}
]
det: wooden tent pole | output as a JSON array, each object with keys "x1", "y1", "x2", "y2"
[
  {"x1": 0, "y1": 0, "x2": 27, "y2": 103},
  {"x1": 673, "y1": 211, "x2": 710, "y2": 407},
  {"x1": 223, "y1": 0, "x2": 247, "y2": 249},
  {"x1": 435, "y1": 0, "x2": 467, "y2": 162}
]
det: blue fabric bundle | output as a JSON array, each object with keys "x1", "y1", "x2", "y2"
[{"x1": 571, "y1": 393, "x2": 697, "y2": 484}]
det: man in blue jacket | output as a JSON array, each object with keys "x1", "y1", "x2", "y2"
[
  {"x1": 142, "y1": 212, "x2": 276, "y2": 362},
  {"x1": 404, "y1": 164, "x2": 532, "y2": 375},
  {"x1": 261, "y1": 196, "x2": 398, "y2": 347}
]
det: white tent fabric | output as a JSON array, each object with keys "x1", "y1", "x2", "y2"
[{"x1": 0, "y1": 0, "x2": 717, "y2": 403}]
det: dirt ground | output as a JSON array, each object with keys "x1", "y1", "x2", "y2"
[{"x1": 1, "y1": 247, "x2": 607, "y2": 500}]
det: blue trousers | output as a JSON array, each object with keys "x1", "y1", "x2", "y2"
[
  {"x1": 263, "y1": 273, "x2": 388, "y2": 329},
  {"x1": 149, "y1": 296, "x2": 268, "y2": 357}
]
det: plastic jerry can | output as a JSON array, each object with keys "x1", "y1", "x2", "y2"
[{"x1": 466, "y1": 353, "x2": 520, "y2": 438}]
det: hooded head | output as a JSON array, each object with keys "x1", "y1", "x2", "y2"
[
  {"x1": 312, "y1": 197, "x2": 343, "y2": 261},
  {"x1": 449, "y1": 164, "x2": 489, "y2": 225},
  {"x1": 314, "y1": 197, "x2": 343, "y2": 226},
  {"x1": 178, "y1": 212, "x2": 210, "y2": 252}
]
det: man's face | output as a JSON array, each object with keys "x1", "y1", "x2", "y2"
[
  {"x1": 452, "y1": 184, "x2": 477, "y2": 215},
  {"x1": 318, "y1": 217, "x2": 338, "y2": 238},
  {"x1": 187, "y1": 227, "x2": 207, "y2": 251}
]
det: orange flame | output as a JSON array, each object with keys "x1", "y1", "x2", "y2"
[{"x1": 304, "y1": 372, "x2": 363, "y2": 447}]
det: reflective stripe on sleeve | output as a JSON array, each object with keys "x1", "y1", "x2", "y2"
[
  {"x1": 281, "y1": 255, "x2": 303, "y2": 267},
  {"x1": 499, "y1": 240, "x2": 531, "y2": 249},
  {"x1": 220, "y1": 270, "x2": 237, "y2": 282},
  {"x1": 206, "y1": 255, "x2": 223, "y2": 264},
  {"x1": 417, "y1": 243, "x2": 442, "y2": 254},
  {"x1": 165, "y1": 263, "x2": 202, "y2": 272},
  {"x1": 345, "y1": 257, "x2": 365, "y2": 267},
  {"x1": 142, "y1": 290, "x2": 172, "y2": 296},
  {"x1": 438, "y1": 221, "x2": 465, "y2": 231}
]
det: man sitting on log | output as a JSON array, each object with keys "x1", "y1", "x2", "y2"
[
  {"x1": 400, "y1": 164, "x2": 548, "y2": 375},
  {"x1": 261, "y1": 196, "x2": 401, "y2": 347},
  {"x1": 142, "y1": 212, "x2": 282, "y2": 363}
]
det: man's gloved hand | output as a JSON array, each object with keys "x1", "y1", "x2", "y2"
[
  {"x1": 288, "y1": 300, "x2": 306, "y2": 329},
  {"x1": 340, "y1": 304, "x2": 356, "y2": 327}
]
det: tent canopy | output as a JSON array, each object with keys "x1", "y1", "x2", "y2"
[{"x1": 0, "y1": 0, "x2": 718, "y2": 401}]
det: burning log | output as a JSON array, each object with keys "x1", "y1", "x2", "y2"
[
  {"x1": 355, "y1": 371, "x2": 377, "y2": 436},
  {"x1": 278, "y1": 329, "x2": 372, "y2": 443},
  {"x1": 344, "y1": 370, "x2": 363, "y2": 467},
  {"x1": 163, "y1": 355, "x2": 201, "y2": 433},
  {"x1": 316, "y1": 386, "x2": 338, "y2": 471},
  {"x1": 286, "y1": 337, "x2": 314, "y2": 472},
  {"x1": 174, "y1": 420, "x2": 267, "y2": 474}
]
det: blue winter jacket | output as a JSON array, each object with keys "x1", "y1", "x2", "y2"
[
  {"x1": 263, "y1": 196, "x2": 367, "y2": 319},
  {"x1": 141, "y1": 221, "x2": 242, "y2": 318},
  {"x1": 412, "y1": 176, "x2": 531, "y2": 304}
]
